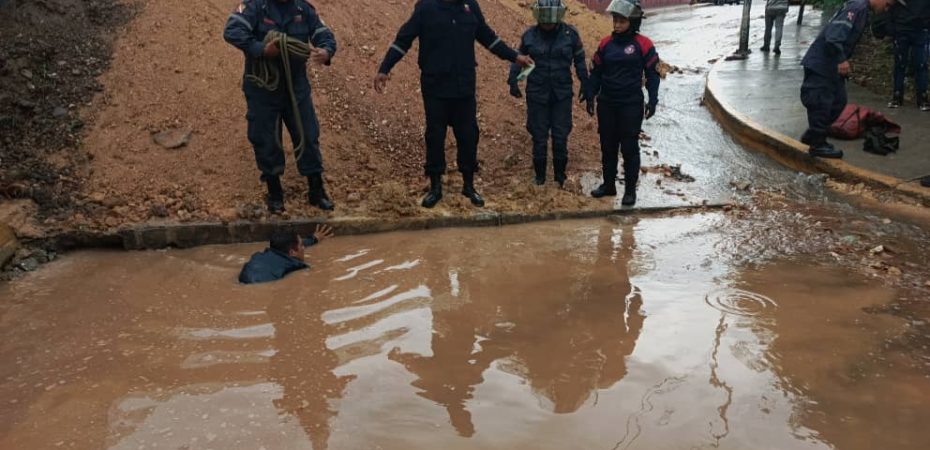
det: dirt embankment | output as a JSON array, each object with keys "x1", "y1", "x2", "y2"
[
  {"x1": 5, "y1": 0, "x2": 656, "y2": 239},
  {"x1": 0, "y1": 0, "x2": 134, "y2": 226}
]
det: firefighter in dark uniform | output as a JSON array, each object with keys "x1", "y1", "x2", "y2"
[
  {"x1": 799, "y1": 0, "x2": 900, "y2": 159},
  {"x1": 374, "y1": 0, "x2": 534, "y2": 209},
  {"x1": 588, "y1": 0, "x2": 660, "y2": 207},
  {"x1": 224, "y1": 0, "x2": 337, "y2": 213},
  {"x1": 508, "y1": 0, "x2": 590, "y2": 187}
]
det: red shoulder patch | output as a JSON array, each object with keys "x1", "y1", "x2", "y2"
[
  {"x1": 634, "y1": 35, "x2": 654, "y2": 56},
  {"x1": 598, "y1": 35, "x2": 612, "y2": 52}
]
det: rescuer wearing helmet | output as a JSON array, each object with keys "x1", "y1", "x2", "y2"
[
  {"x1": 508, "y1": 0, "x2": 590, "y2": 187},
  {"x1": 588, "y1": 0, "x2": 660, "y2": 206}
]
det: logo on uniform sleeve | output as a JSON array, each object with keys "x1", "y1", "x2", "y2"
[
  {"x1": 625, "y1": 45, "x2": 636, "y2": 55},
  {"x1": 847, "y1": 11, "x2": 855, "y2": 21}
]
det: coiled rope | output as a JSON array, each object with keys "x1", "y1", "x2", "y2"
[{"x1": 245, "y1": 30, "x2": 310, "y2": 161}]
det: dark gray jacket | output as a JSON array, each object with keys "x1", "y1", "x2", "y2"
[{"x1": 508, "y1": 24, "x2": 589, "y2": 103}]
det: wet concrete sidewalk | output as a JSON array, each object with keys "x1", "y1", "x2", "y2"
[{"x1": 706, "y1": 10, "x2": 930, "y2": 195}]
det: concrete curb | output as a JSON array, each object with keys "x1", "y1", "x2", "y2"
[
  {"x1": 40, "y1": 204, "x2": 728, "y2": 251},
  {"x1": 704, "y1": 64, "x2": 930, "y2": 208}
]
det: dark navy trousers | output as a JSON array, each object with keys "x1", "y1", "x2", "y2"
[
  {"x1": 892, "y1": 29, "x2": 929, "y2": 97},
  {"x1": 423, "y1": 95, "x2": 480, "y2": 176},
  {"x1": 526, "y1": 94, "x2": 573, "y2": 169},
  {"x1": 244, "y1": 84, "x2": 324, "y2": 180},
  {"x1": 597, "y1": 102, "x2": 643, "y2": 187},
  {"x1": 800, "y1": 68, "x2": 847, "y2": 143}
]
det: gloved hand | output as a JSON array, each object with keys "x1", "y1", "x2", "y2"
[
  {"x1": 644, "y1": 102, "x2": 656, "y2": 120},
  {"x1": 586, "y1": 98, "x2": 595, "y2": 117},
  {"x1": 509, "y1": 84, "x2": 523, "y2": 98}
]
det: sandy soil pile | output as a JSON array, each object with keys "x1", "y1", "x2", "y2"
[{"x1": 32, "y1": 0, "x2": 632, "y2": 233}]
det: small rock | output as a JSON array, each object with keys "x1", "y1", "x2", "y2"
[
  {"x1": 870, "y1": 245, "x2": 884, "y2": 255},
  {"x1": 150, "y1": 204, "x2": 169, "y2": 218},
  {"x1": 152, "y1": 128, "x2": 192, "y2": 149},
  {"x1": 20, "y1": 69, "x2": 33, "y2": 80},
  {"x1": 347, "y1": 192, "x2": 361, "y2": 202},
  {"x1": 52, "y1": 107, "x2": 68, "y2": 119},
  {"x1": 17, "y1": 257, "x2": 39, "y2": 272},
  {"x1": 104, "y1": 217, "x2": 120, "y2": 228},
  {"x1": 887, "y1": 266, "x2": 902, "y2": 277}
]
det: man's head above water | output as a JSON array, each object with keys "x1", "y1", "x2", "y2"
[{"x1": 270, "y1": 231, "x2": 305, "y2": 262}]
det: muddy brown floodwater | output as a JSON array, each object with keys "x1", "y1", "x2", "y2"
[{"x1": 1, "y1": 215, "x2": 929, "y2": 449}]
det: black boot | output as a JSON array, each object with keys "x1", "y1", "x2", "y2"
[
  {"x1": 590, "y1": 176, "x2": 617, "y2": 198},
  {"x1": 307, "y1": 174, "x2": 335, "y2": 211},
  {"x1": 808, "y1": 141, "x2": 843, "y2": 159},
  {"x1": 533, "y1": 159, "x2": 546, "y2": 185},
  {"x1": 461, "y1": 172, "x2": 484, "y2": 207},
  {"x1": 265, "y1": 175, "x2": 285, "y2": 214},
  {"x1": 421, "y1": 174, "x2": 443, "y2": 208},
  {"x1": 921, "y1": 176, "x2": 930, "y2": 188},
  {"x1": 553, "y1": 158, "x2": 567, "y2": 188},
  {"x1": 621, "y1": 185, "x2": 637, "y2": 206}
]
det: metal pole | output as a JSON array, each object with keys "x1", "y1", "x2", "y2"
[
  {"x1": 729, "y1": 0, "x2": 754, "y2": 60},
  {"x1": 798, "y1": 0, "x2": 806, "y2": 26}
]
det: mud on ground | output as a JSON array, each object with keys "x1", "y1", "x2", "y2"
[{"x1": 0, "y1": 0, "x2": 135, "y2": 215}]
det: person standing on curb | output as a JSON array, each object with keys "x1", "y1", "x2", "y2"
[
  {"x1": 373, "y1": 0, "x2": 533, "y2": 209},
  {"x1": 224, "y1": 0, "x2": 337, "y2": 214},
  {"x1": 799, "y1": 0, "x2": 902, "y2": 159},
  {"x1": 886, "y1": 0, "x2": 929, "y2": 110},
  {"x1": 587, "y1": 0, "x2": 660, "y2": 206},
  {"x1": 508, "y1": 0, "x2": 590, "y2": 188},
  {"x1": 760, "y1": 0, "x2": 789, "y2": 55}
]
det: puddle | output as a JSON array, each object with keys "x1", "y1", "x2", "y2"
[{"x1": 1, "y1": 216, "x2": 928, "y2": 449}]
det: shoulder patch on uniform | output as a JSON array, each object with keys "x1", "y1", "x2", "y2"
[
  {"x1": 847, "y1": 11, "x2": 855, "y2": 21},
  {"x1": 634, "y1": 34, "x2": 654, "y2": 55},
  {"x1": 598, "y1": 35, "x2": 612, "y2": 51}
]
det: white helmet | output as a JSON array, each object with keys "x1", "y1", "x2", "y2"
[
  {"x1": 532, "y1": 0, "x2": 567, "y2": 25},
  {"x1": 606, "y1": 0, "x2": 643, "y2": 19}
]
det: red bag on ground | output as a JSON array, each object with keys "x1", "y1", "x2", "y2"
[{"x1": 829, "y1": 104, "x2": 901, "y2": 139}]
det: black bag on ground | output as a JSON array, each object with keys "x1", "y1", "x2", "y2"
[{"x1": 863, "y1": 125, "x2": 899, "y2": 156}]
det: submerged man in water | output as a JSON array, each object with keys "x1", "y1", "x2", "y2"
[{"x1": 239, "y1": 225, "x2": 334, "y2": 284}]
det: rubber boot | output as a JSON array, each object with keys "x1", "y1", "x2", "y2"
[
  {"x1": 265, "y1": 175, "x2": 285, "y2": 214},
  {"x1": 553, "y1": 158, "x2": 567, "y2": 188},
  {"x1": 533, "y1": 159, "x2": 546, "y2": 185},
  {"x1": 590, "y1": 176, "x2": 617, "y2": 198},
  {"x1": 307, "y1": 174, "x2": 335, "y2": 211},
  {"x1": 421, "y1": 174, "x2": 443, "y2": 208},
  {"x1": 621, "y1": 184, "x2": 637, "y2": 206},
  {"x1": 808, "y1": 140, "x2": 843, "y2": 159},
  {"x1": 461, "y1": 172, "x2": 484, "y2": 207}
]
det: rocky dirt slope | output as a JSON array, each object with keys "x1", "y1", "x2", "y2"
[{"x1": 3, "y1": 0, "x2": 672, "y2": 238}]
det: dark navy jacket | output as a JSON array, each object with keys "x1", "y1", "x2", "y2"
[
  {"x1": 801, "y1": 0, "x2": 870, "y2": 77},
  {"x1": 588, "y1": 32, "x2": 660, "y2": 106},
  {"x1": 378, "y1": 0, "x2": 519, "y2": 98},
  {"x1": 507, "y1": 24, "x2": 589, "y2": 103},
  {"x1": 238, "y1": 237, "x2": 318, "y2": 284},
  {"x1": 223, "y1": 0, "x2": 337, "y2": 96}
]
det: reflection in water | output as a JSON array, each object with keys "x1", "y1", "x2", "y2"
[
  {"x1": 389, "y1": 221, "x2": 645, "y2": 437},
  {"x1": 1, "y1": 217, "x2": 928, "y2": 449}
]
